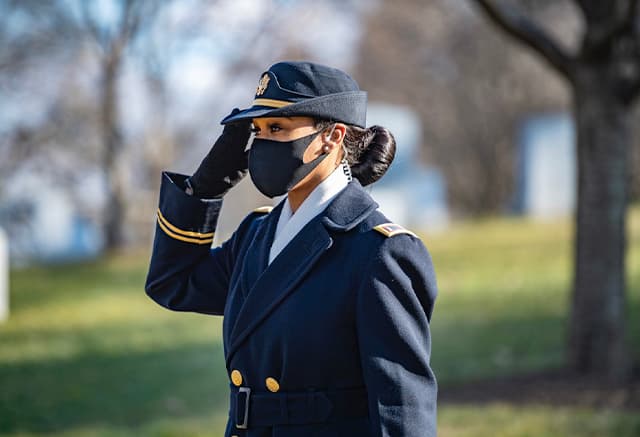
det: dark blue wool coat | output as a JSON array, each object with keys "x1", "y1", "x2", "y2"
[{"x1": 145, "y1": 171, "x2": 438, "y2": 437}]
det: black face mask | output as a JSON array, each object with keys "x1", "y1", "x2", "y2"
[{"x1": 248, "y1": 130, "x2": 329, "y2": 198}]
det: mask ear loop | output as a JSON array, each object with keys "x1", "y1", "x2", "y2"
[
  {"x1": 323, "y1": 123, "x2": 352, "y2": 182},
  {"x1": 340, "y1": 138, "x2": 352, "y2": 182},
  {"x1": 323, "y1": 124, "x2": 336, "y2": 144}
]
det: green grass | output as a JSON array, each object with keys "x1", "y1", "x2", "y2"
[
  {"x1": 1, "y1": 207, "x2": 640, "y2": 436},
  {"x1": 427, "y1": 209, "x2": 640, "y2": 384}
]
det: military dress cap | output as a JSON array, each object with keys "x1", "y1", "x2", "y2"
[{"x1": 221, "y1": 61, "x2": 368, "y2": 128}]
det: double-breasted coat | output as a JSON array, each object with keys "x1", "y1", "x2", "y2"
[{"x1": 145, "y1": 171, "x2": 438, "y2": 437}]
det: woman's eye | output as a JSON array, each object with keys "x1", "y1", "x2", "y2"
[{"x1": 269, "y1": 125, "x2": 282, "y2": 133}]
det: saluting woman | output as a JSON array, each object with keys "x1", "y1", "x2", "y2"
[{"x1": 145, "y1": 61, "x2": 438, "y2": 437}]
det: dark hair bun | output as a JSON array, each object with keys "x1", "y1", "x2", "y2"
[{"x1": 351, "y1": 125, "x2": 396, "y2": 186}]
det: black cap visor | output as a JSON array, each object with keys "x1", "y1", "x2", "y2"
[{"x1": 221, "y1": 91, "x2": 367, "y2": 128}]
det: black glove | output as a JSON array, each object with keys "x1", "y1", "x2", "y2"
[{"x1": 187, "y1": 109, "x2": 252, "y2": 198}]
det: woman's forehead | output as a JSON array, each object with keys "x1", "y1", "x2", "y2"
[{"x1": 252, "y1": 116, "x2": 315, "y2": 125}]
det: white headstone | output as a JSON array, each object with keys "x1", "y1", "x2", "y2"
[
  {"x1": 519, "y1": 113, "x2": 576, "y2": 218},
  {"x1": 0, "y1": 227, "x2": 8, "y2": 322}
]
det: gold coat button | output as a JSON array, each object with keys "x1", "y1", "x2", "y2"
[
  {"x1": 265, "y1": 377, "x2": 280, "y2": 393},
  {"x1": 231, "y1": 370, "x2": 243, "y2": 386}
]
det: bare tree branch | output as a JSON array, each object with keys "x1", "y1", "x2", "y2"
[
  {"x1": 120, "y1": 0, "x2": 143, "y2": 43},
  {"x1": 575, "y1": 0, "x2": 613, "y2": 24},
  {"x1": 576, "y1": 0, "x2": 637, "y2": 28},
  {"x1": 0, "y1": 1, "x2": 77, "y2": 72},
  {"x1": 579, "y1": 0, "x2": 639, "y2": 56},
  {"x1": 79, "y1": 1, "x2": 107, "y2": 54},
  {"x1": 472, "y1": 0, "x2": 575, "y2": 79}
]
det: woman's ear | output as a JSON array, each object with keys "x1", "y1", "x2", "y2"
[{"x1": 324, "y1": 123, "x2": 346, "y2": 149}]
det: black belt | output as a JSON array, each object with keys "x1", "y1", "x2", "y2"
[{"x1": 229, "y1": 384, "x2": 369, "y2": 429}]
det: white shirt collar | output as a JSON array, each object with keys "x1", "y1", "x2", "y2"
[{"x1": 269, "y1": 164, "x2": 350, "y2": 264}]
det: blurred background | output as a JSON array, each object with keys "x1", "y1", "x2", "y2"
[{"x1": 1, "y1": 0, "x2": 639, "y2": 436}]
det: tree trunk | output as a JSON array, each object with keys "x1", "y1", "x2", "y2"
[
  {"x1": 569, "y1": 68, "x2": 632, "y2": 382},
  {"x1": 102, "y1": 55, "x2": 125, "y2": 250}
]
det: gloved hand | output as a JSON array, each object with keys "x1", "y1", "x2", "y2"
[{"x1": 187, "y1": 108, "x2": 252, "y2": 198}]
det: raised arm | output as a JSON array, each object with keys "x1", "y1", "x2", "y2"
[{"x1": 144, "y1": 112, "x2": 252, "y2": 315}]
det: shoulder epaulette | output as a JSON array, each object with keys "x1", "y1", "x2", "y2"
[
  {"x1": 373, "y1": 223, "x2": 417, "y2": 238},
  {"x1": 253, "y1": 206, "x2": 273, "y2": 214}
]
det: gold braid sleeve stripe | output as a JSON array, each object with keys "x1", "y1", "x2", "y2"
[
  {"x1": 157, "y1": 209, "x2": 214, "y2": 238},
  {"x1": 252, "y1": 98, "x2": 293, "y2": 108},
  {"x1": 157, "y1": 218, "x2": 214, "y2": 245},
  {"x1": 156, "y1": 209, "x2": 214, "y2": 244}
]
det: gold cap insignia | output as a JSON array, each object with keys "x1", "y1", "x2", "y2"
[{"x1": 256, "y1": 73, "x2": 270, "y2": 96}]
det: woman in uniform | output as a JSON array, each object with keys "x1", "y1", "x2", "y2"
[{"x1": 145, "y1": 61, "x2": 438, "y2": 437}]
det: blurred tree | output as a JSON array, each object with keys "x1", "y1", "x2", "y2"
[
  {"x1": 0, "y1": 1, "x2": 74, "y2": 74},
  {"x1": 472, "y1": 0, "x2": 639, "y2": 381},
  {"x1": 0, "y1": 0, "x2": 81, "y2": 181},
  {"x1": 3, "y1": 0, "x2": 367, "y2": 252},
  {"x1": 355, "y1": 0, "x2": 574, "y2": 215},
  {"x1": 78, "y1": 0, "x2": 158, "y2": 250},
  {"x1": 0, "y1": 0, "x2": 165, "y2": 250}
]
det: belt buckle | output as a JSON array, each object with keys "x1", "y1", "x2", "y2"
[{"x1": 235, "y1": 387, "x2": 251, "y2": 429}]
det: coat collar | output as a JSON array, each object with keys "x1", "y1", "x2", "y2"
[
  {"x1": 320, "y1": 177, "x2": 379, "y2": 232},
  {"x1": 224, "y1": 178, "x2": 378, "y2": 367},
  {"x1": 264, "y1": 177, "x2": 379, "y2": 235}
]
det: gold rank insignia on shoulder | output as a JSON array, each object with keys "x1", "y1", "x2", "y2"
[
  {"x1": 253, "y1": 206, "x2": 273, "y2": 214},
  {"x1": 373, "y1": 223, "x2": 417, "y2": 238},
  {"x1": 256, "y1": 74, "x2": 270, "y2": 96}
]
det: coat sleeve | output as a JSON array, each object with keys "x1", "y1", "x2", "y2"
[
  {"x1": 355, "y1": 232, "x2": 438, "y2": 437},
  {"x1": 144, "y1": 171, "x2": 237, "y2": 315}
]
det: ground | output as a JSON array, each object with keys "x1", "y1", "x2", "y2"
[{"x1": 442, "y1": 368, "x2": 640, "y2": 410}]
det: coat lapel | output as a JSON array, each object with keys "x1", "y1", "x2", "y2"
[
  {"x1": 238, "y1": 200, "x2": 283, "y2": 297},
  {"x1": 226, "y1": 218, "x2": 332, "y2": 366},
  {"x1": 226, "y1": 179, "x2": 379, "y2": 366}
]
